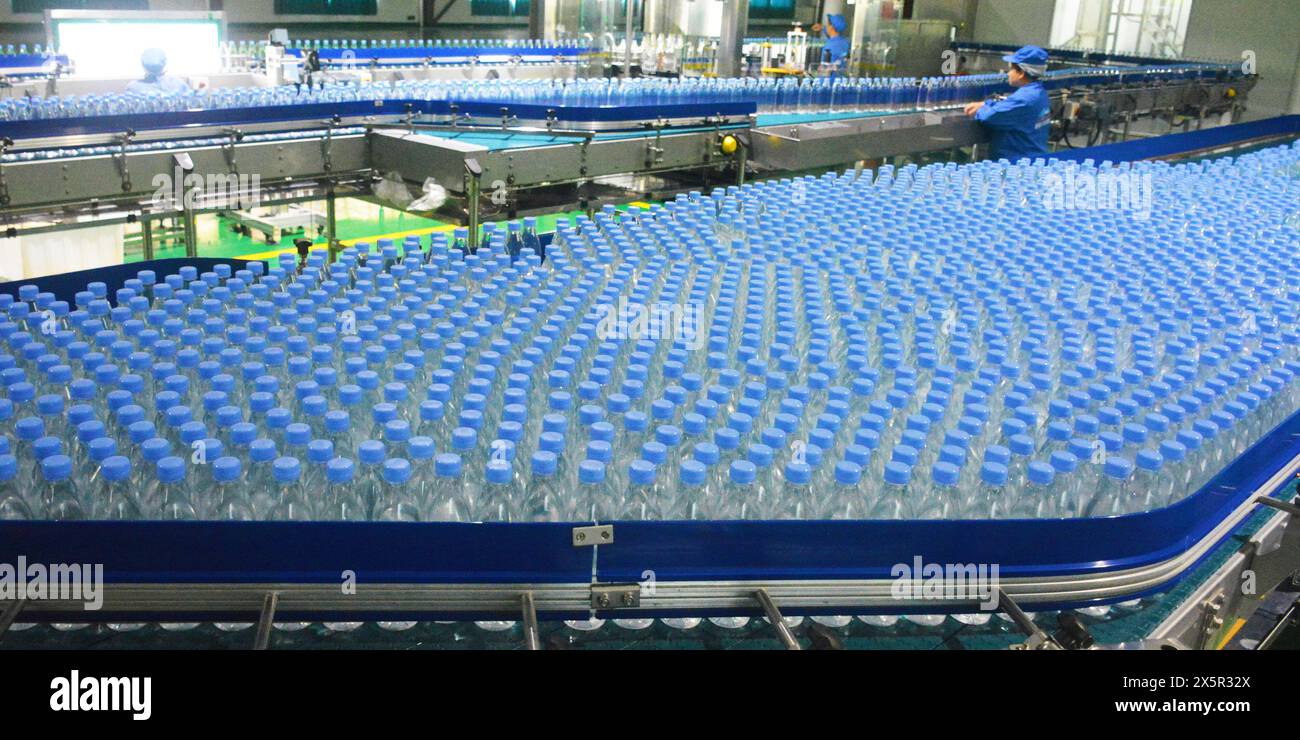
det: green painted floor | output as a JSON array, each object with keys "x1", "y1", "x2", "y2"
[{"x1": 123, "y1": 199, "x2": 652, "y2": 264}]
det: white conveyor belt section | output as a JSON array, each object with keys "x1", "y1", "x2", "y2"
[{"x1": 0, "y1": 221, "x2": 125, "y2": 282}]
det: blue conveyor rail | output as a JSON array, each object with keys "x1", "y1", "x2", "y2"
[
  {"x1": 1048, "y1": 114, "x2": 1300, "y2": 163},
  {"x1": 951, "y1": 41, "x2": 1234, "y2": 70},
  {"x1": 287, "y1": 45, "x2": 592, "y2": 64},
  {"x1": 1, "y1": 258, "x2": 1298, "y2": 619},
  {"x1": 0, "y1": 99, "x2": 757, "y2": 142},
  {"x1": 0, "y1": 383, "x2": 1294, "y2": 619}
]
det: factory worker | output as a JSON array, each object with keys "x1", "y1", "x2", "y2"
[
  {"x1": 963, "y1": 45, "x2": 1051, "y2": 161},
  {"x1": 813, "y1": 14, "x2": 851, "y2": 78},
  {"x1": 125, "y1": 48, "x2": 193, "y2": 96}
]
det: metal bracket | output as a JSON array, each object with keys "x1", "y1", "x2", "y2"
[
  {"x1": 1257, "y1": 495, "x2": 1300, "y2": 517},
  {"x1": 545, "y1": 108, "x2": 557, "y2": 132},
  {"x1": 999, "y1": 589, "x2": 1063, "y2": 650},
  {"x1": 591, "y1": 583, "x2": 639, "y2": 609},
  {"x1": 253, "y1": 591, "x2": 278, "y2": 650},
  {"x1": 1197, "y1": 592, "x2": 1227, "y2": 650},
  {"x1": 0, "y1": 597, "x2": 26, "y2": 642},
  {"x1": 645, "y1": 119, "x2": 667, "y2": 168},
  {"x1": 320, "y1": 115, "x2": 341, "y2": 172},
  {"x1": 221, "y1": 128, "x2": 244, "y2": 175},
  {"x1": 0, "y1": 136, "x2": 11, "y2": 207},
  {"x1": 114, "y1": 129, "x2": 136, "y2": 192},
  {"x1": 754, "y1": 589, "x2": 801, "y2": 650},
  {"x1": 1246, "y1": 493, "x2": 1300, "y2": 597},
  {"x1": 572, "y1": 524, "x2": 613, "y2": 546},
  {"x1": 464, "y1": 157, "x2": 483, "y2": 252},
  {"x1": 521, "y1": 592, "x2": 541, "y2": 650},
  {"x1": 499, "y1": 107, "x2": 519, "y2": 130}
]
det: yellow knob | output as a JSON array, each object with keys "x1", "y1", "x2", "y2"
[
  {"x1": 1226, "y1": 88, "x2": 1237, "y2": 98},
  {"x1": 721, "y1": 135, "x2": 738, "y2": 155}
]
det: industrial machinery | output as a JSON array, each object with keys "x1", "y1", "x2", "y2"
[{"x1": 1, "y1": 28, "x2": 1296, "y2": 650}]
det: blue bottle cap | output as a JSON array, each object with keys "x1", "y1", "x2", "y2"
[
  {"x1": 249, "y1": 438, "x2": 278, "y2": 463},
  {"x1": 628, "y1": 459, "x2": 656, "y2": 485},
  {"x1": 88, "y1": 436, "x2": 117, "y2": 462},
  {"x1": 679, "y1": 459, "x2": 706, "y2": 486},
  {"x1": 747, "y1": 442, "x2": 774, "y2": 468},
  {"x1": 141, "y1": 436, "x2": 172, "y2": 462},
  {"x1": 1050, "y1": 450, "x2": 1079, "y2": 474},
  {"x1": 729, "y1": 460, "x2": 757, "y2": 485},
  {"x1": 784, "y1": 460, "x2": 812, "y2": 485},
  {"x1": 318, "y1": 453, "x2": 353, "y2": 483},
  {"x1": 213, "y1": 456, "x2": 242, "y2": 483},
  {"x1": 100, "y1": 455, "x2": 131, "y2": 482},
  {"x1": 713, "y1": 427, "x2": 740, "y2": 451},
  {"x1": 1026, "y1": 461, "x2": 1055, "y2": 486},
  {"x1": 1103, "y1": 456, "x2": 1135, "y2": 480},
  {"x1": 15, "y1": 416, "x2": 45, "y2": 441},
  {"x1": 579, "y1": 459, "x2": 606, "y2": 484},
  {"x1": 529, "y1": 450, "x2": 557, "y2": 476},
  {"x1": 382, "y1": 457, "x2": 412, "y2": 484},
  {"x1": 156, "y1": 455, "x2": 186, "y2": 484},
  {"x1": 883, "y1": 461, "x2": 912, "y2": 486},
  {"x1": 654, "y1": 424, "x2": 682, "y2": 447},
  {"x1": 76, "y1": 419, "x2": 106, "y2": 443},
  {"x1": 835, "y1": 460, "x2": 863, "y2": 485},
  {"x1": 1136, "y1": 449, "x2": 1163, "y2": 472},
  {"x1": 980, "y1": 461, "x2": 1008, "y2": 486},
  {"x1": 307, "y1": 439, "x2": 334, "y2": 463},
  {"x1": 273, "y1": 456, "x2": 302, "y2": 482},
  {"x1": 1159, "y1": 439, "x2": 1187, "y2": 463}
]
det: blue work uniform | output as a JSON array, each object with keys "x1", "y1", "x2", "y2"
[
  {"x1": 974, "y1": 81, "x2": 1050, "y2": 161},
  {"x1": 125, "y1": 75, "x2": 190, "y2": 96},
  {"x1": 822, "y1": 36, "x2": 850, "y2": 69}
]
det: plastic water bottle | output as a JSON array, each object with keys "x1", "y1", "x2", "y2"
[
  {"x1": 0, "y1": 454, "x2": 29, "y2": 519},
  {"x1": 426, "y1": 452, "x2": 464, "y2": 521},
  {"x1": 480, "y1": 457, "x2": 520, "y2": 522},
  {"x1": 269, "y1": 455, "x2": 312, "y2": 520},
  {"x1": 322, "y1": 457, "x2": 366, "y2": 521},
  {"x1": 39, "y1": 454, "x2": 82, "y2": 519},
  {"x1": 207, "y1": 456, "x2": 253, "y2": 521},
  {"x1": 620, "y1": 459, "x2": 657, "y2": 520},
  {"x1": 375, "y1": 457, "x2": 418, "y2": 521}
]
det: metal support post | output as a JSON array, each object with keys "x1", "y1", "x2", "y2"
[
  {"x1": 464, "y1": 158, "x2": 483, "y2": 253},
  {"x1": 0, "y1": 598, "x2": 26, "y2": 642},
  {"x1": 141, "y1": 217, "x2": 155, "y2": 261},
  {"x1": 522, "y1": 592, "x2": 541, "y2": 650},
  {"x1": 253, "y1": 592, "x2": 278, "y2": 650},
  {"x1": 999, "y1": 588, "x2": 1062, "y2": 650},
  {"x1": 717, "y1": 0, "x2": 749, "y2": 78},
  {"x1": 182, "y1": 205, "x2": 198, "y2": 259},
  {"x1": 326, "y1": 186, "x2": 339, "y2": 263},
  {"x1": 623, "y1": 0, "x2": 634, "y2": 80},
  {"x1": 753, "y1": 589, "x2": 800, "y2": 650}
]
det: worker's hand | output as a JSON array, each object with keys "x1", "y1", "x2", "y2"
[
  {"x1": 964, "y1": 101, "x2": 984, "y2": 116},
  {"x1": 811, "y1": 23, "x2": 823, "y2": 33}
]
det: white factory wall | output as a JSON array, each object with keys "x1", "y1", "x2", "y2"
[
  {"x1": 218, "y1": 0, "x2": 422, "y2": 24},
  {"x1": 970, "y1": 0, "x2": 1055, "y2": 46},
  {"x1": 0, "y1": 0, "x2": 207, "y2": 26},
  {"x1": 1182, "y1": 0, "x2": 1300, "y2": 119}
]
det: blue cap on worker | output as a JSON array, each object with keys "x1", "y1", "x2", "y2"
[
  {"x1": 827, "y1": 13, "x2": 848, "y2": 34},
  {"x1": 141, "y1": 47, "x2": 168, "y2": 75},
  {"x1": 1001, "y1": 45, "x2": 1048, "y2": 77}
]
